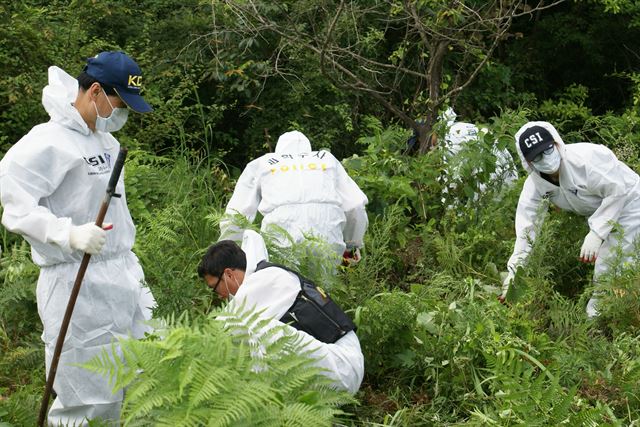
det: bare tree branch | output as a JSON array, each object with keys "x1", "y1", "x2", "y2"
[{"x1": 208, "y1": 0, "x2": 567, "y2": 153}]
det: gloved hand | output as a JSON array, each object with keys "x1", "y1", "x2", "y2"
[
  {"x1": 579, "y1": 230, "x2": 603, "y2": 263},
  {"x1": 586, "y1": 296, "x2": 600, "y2": 318},
  {"x1": 69, "y1": 223, "x2": 111, "y2": 254},
  {"x1": 342, "y1": 247, "x2": 362, "y2": 267},
  {"x1": 498, "y1": 271, "x2": 514, "y2": 303}
]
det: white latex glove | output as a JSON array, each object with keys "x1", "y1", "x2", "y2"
[
  {"x1": 69, "y1": 223, "x2": 109, "y2": 254},
  {"x1": 579, "y1": 230, "x2": 603, "y2": 263},
  {"x1": 499, "y1": 271, "x2": 514, "y2": 303},
  {"x1": 586, "y1": 296, "x2": 600, "y2": 318}
]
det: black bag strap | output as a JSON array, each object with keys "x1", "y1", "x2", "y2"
[{"x1": 255, "y1": 260, "x2": 308, "y2": 285}]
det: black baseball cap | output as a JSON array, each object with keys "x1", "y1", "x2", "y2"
[
  {"x1": 518, "y1": 125, "x2": 554, "y2": 161},
  {"x1": 84, "y1": 51, "x2": 152, "y2": 113}
]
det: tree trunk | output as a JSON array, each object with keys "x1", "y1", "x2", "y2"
[{"x1": 418, "y1": 40, "x2": 448, "y2": 154}]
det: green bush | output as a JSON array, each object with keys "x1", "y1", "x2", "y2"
[
  {"x1": 126, "y1": 150, "x2": 231, "y2": 317},
  {"x1": 343, "y1": 124, "x2": 444, "y2": 222},
  {"x1": 85, "y1": 307, "x2": 353, "y2": 426},
  {"x1": 355, "y1": 291, "x2": 425, "y2": 383},
  {"x1": 594, "y1": 235, "x2": 640, "y2": 335},
  {"x1": 0, "y1": 241, "x2": 43, "y2": 427}
]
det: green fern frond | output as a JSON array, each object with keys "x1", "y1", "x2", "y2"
[{"x1": 82, "y1": 305, "x2": 352, "y2": 426}]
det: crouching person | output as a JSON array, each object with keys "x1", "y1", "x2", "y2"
[{"x1": 197, "y1": 232, "x2": 364, "y2": 394}]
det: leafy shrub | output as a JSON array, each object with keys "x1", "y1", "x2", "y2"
[
  {"x1": 343, "y1": 124, "x2": 443, "y2": 222},
  {"x1": 594, "y1": 235, "x2": 640, "y2": 335},
  {"x1": 85, "y1": 307, "x2": 353, "y2": 426},
  {"x1": 0, "y1": 382, "x2": 42, "y2": 427},
  {"x1": 335, "y1": 204, "x2": 413, "y2": 310},
  {"x1": 592, "y1": 333, "x2": 640, "y2": 415},
  {"x1": 355, "y1": 291, "x2": 425, "y2": 383},
  {"x1": 0, "y1": 241, "x2": 43, "y2": 427},
  {"x1": 581, "y1": 110, "x2": 640, "y2": 171},
  {"x1": 0, "y1": 241, "x2": 42, "y2": 387},
  {"x1": 469, "y1": 355, "x2": 621, "y2": 426},
  {"x1": 127, "y1": 151, "x2": 231, "y2": 317},
  {"x1": 537, "y1": 84, "x2": 593, "y2": 133}
]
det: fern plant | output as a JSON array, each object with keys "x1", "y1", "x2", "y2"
[
  {"x1": 0, "y1": 240, "x2": 43, "y2": 389},
  {"x1": 128, "y1": 152, "x2": 226, "y2": 317},
  {"x1": 593, "y1": 232, "x2": 640, "y2": 335},
  {"x1": 207, "y1": 211, "x2": 341, "y2": 290},
  {"x1": 0, "y1": 383, "x2": 42, "y2": 427},
  {"x1": 469, "y1": 346, "x2": 622, "y2": 426},
  {"x1": 84, "y1": 305, "x2": 353, "y2": 426}
]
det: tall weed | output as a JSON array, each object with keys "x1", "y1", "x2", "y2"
[{"x1": 127, "y1": 150, "x2": 232, "y2": 317}]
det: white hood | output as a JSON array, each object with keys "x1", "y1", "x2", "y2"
[
  {"x1": 514, "y1": 121, "x2": 566, "y2": 175},
  {"x1": 445, "y1": 122, "x2": 485, "y2": 155},
  {"x1": 441, "y1": 107, "x2": 457, "y2": 129},
  {"x1": 240, "y1": 230, "x2": 269, "y2": 276},
  {"x1": 42, "y1": 66, "x2": 91, "y2": 136},
  {"x1": 275, "y1": 131, "x2": 312, "y2": 154}
]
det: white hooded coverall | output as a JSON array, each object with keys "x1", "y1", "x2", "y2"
[
  {"x1": 220, "y1": 131, "x2": 368, "y2": 261},
  {"x1": 0, "y1": 67, "x2": 155, "y2": 425},
  {"x1": 507, "y1": 121, "x2": 640, "y2": 306},
  {"x1": 442, "y1": 108, "x2": 518, "y2": 197},
  {"x1": 230, "y1": 230, "x2": 364, "y2": 394}
]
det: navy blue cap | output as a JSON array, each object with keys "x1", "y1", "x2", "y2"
[
  {"x1": 84, "y1": 51, "x2": 152, "y2": 113},
  {"x1": 519, "y1": 125, "x2": 554, "y2": 161}
]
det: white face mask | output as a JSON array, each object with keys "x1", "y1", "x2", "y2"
[
  {"x1": 94, "y1": 89, "x2": 129, "y2": 133},
  {"x1": 531, "y1": 147, "x2": 561, "y2": 174},
  {"x1": 223, "y1": 274, "x2": 241, "y2": 301}
]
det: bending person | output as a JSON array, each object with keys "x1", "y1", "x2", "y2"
[
  {"x1": 441, "y1": 108, "x2": 518, "y2": 200},
  {"x1": 197, "y1": 231, "x2": 364, "y2": 394},
  {"x1": 501, "y1": 121, "x2": 640, "y2": 317},
  {"x1": 220, "y1": 130, "x2": 368, "y2": 264}
]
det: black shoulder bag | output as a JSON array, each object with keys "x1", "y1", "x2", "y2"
[{"x1": 255, "y1": 260, "x2": 356, "y2": 344}]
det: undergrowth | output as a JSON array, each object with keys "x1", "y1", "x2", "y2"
[{"x1": 2, "y1": 118, "x2": 640, "y2": 425}]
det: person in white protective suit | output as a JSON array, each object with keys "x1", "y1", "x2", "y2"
[
  {"x1": 197, "y1": 230, "x2": 364, "y2": 394},
  {"x1": 501, "y1": 121, "x2": 640, "y2": 317},
  {"x1": 440, "y1": 108, "x2": 518, "y2": 199},
  {"x1": 220, "y1": 130, "x2": 369, "y2": 265},
  {"x1": 0, "y1": 51, "x2": 155, "y2": 425}
]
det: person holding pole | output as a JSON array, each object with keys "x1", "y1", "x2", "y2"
[{"x1": 0, "y1": 51, "x2": 155, "y2": 425}]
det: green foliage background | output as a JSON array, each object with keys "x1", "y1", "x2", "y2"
[{"x1": 2, "y1": 0, "x2": 640, "y2": 425}]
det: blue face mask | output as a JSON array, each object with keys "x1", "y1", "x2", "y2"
[{"x1": 531, "y1": 146, "x2": 561, "y2": 174}]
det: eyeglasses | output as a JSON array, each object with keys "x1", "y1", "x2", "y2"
[
  {"x1": 210, "y1": 275, "x2": 223, "y2": 293},
  {"x1": 531, "y1": 146, "x2": 554, "y2": 163},
  {"x1": 209, "y1": 268, "x2": 235, "y2": 294}
]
